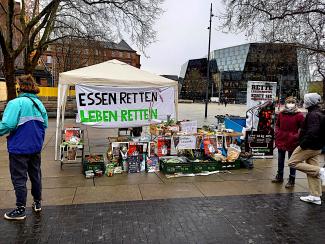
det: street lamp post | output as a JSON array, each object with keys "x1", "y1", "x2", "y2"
[
  {"x1": 204, "y1": 3, "x2": 213, "y2": 118},
  {"x1": 278, "y1": 74, "x2": 282, "y2": 111},
  {"x1": 218, "y1": 71, "x2": 222, "y2": 104},
  {"x1": 277, "y1": 67, "x2": 283, "y2": 111}
]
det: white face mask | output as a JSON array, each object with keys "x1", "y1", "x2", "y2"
[{"x1": 286, "y1": 103, "x2": 296, "y2": 109}]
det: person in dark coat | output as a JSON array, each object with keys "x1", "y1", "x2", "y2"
[
  {"x1": 288, "y1": 93, "x2": 325, "y2": 205},
  {"x1": 272, "y1": 97, "x2": 304, "y2": 188},
  {"x1": 224, "y1": 97, "x2": 228, "y2": 107}
]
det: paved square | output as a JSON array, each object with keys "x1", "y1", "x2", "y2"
[
  {"x1": 0, "y1": 103, "x2": 323, "y2": 243},
  {"x1": 0, "y1": 193, "x2": 324, "y2": 243}
]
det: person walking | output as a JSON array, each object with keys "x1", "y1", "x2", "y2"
[
  {"x1": 0, "y1": 75, "x2": 48, "y2": 220},
  {"x1": 224, "y1": 97, "x2": 228, "y2": 107},
  {"x1": 288, "y1": 93, "x2": 325, "y2": 205},
  {"x1": 272, "y1": 97, "x2": 304, "y2": 188}
]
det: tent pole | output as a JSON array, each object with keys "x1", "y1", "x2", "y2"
[
  {"x1": 175, "y1": 84, "x2": 179, "y2": 121},
  {"x1": 54, "y1": 83, "x2": 62, "y2": 161},
  {"x1": 61, "y1": 85, "x2": 68, "y2": 131}
]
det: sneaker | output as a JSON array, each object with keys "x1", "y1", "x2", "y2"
[
  {"x1": 300, "y1": 195, "x2": 321, "y2": 205},
  {"x1": 32, "y1": 201, "x2": 42, "y2": 212},
  {"x1": 4, "y1": 206, "x2": 26, "y2": 220},
  {"x1": 319, "y1": 168, "x2": 325, "y2": 186}
]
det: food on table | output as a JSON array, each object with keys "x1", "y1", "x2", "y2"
[{"x1": 85, "y1": 154, "x2": 103, "y2": 163}]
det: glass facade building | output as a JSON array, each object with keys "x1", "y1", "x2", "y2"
[{"x1": 180, "y1": 43, "x2": 310, "y2": 103}]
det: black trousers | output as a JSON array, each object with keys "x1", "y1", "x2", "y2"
[
  {"x1": 277, "y1": 149, "x2": 296, "y2": 178},
  {"x1": 9, "y1": 153, "x2": 42, "y2": 207}
]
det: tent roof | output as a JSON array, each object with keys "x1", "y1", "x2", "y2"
[{"x1": 59, "y1": 59, "x2": 177, "y2": 87}]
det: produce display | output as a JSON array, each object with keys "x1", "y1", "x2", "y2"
[
  {"x1": 82, "y1": 119, "x2": 252, "y2": 178},
  {"x1": 84, "y1": 154, "x2": 104, "y2": 163},
  {"x1": 160, "y1": 156, "x2": 188, "y2": 164}
]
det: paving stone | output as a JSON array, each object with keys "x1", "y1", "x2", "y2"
[
  {"x1": 0, "y1": 193, "x2": 323, "y2": 243},
  {"x1": 139, "y1": 183, "x2": 204, "y2": 200},
  {"x1": 73, "y1": 185, "x2": 142, "y2": 204}
]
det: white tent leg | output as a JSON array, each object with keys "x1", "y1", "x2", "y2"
[
  {"x1": 54, "y1": 83, "x2": 62, "y2": 161},
  {"x1": 61, "y1": 85, "x2": 69, "y2": 128},
  {"x1": 54, "y1": 84, "x2": 69, "y2": 160},
  {"x1": 175, "y1": 84, "x2": 179, "y2": 121}
]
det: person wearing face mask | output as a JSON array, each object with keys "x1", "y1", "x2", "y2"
[
  {"x1": 288, "y1": 93, "x2": 325, "y2": 205},
  {"x1": 272, "y1": 97, "x2": 304, "y2": 188}
]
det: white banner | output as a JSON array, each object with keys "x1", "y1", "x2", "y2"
[
  {"x1": 246, "y1": 81, "x2": 277, "y2": 109},
  {"x1": 75, "y1": 85, "x2": 176, "y2": 128},
  {"x1": 245, "y1": 81, "x2": 276, "y2": 158},
  {"x1": 245, "y1": 81, "x2": 277, "y2": 130}
]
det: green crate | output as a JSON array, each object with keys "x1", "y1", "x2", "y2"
[
  {"x1": 218, "y1": 160, "x2": 241, "y2": 170},
  {"x1": 203, "y1": 162, "x2": 220, "y2": 172},
  {"x1": 160, "y1": 160, "x2": 192, "y2": 174},
  {"x1": 192, "y1": 163, "x2": 204, "y2": 173},
  {"x1": 83, "y1": 154, "x2": 105, "y2": 174},
  {"x1": 191, "y1": 161, "x2": 220, "y2": 173},
  {"x1": 83, "y1": 161, "x2": 105, "y2": 174}
]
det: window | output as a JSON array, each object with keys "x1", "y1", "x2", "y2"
[{"x1": 46, "y1": 56, "x2": 52, "y2": 64}]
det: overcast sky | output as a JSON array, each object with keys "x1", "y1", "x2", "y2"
[{"x1": 139, "y1": 0, "x2": 251, "y2": 76}]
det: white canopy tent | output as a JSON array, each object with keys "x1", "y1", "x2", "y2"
[{"x1": 55, "y1": 59, "x2": 178, "y2": 160}]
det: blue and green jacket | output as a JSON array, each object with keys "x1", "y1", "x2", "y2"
[{"x1": 0, "y1": 93, "x2": 48, "y2": 154}]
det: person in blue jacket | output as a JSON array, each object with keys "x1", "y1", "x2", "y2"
[{"x1": 0, "y1": 75, "x2": 48, "y2": 220}]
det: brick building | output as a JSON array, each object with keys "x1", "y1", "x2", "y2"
[{"x1": 42, "y1": 38, "x2": 141, "y2": 86}]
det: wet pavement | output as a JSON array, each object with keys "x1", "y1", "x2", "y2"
[
  {"x1": 0, "y1": 193, "x2": 324, "y2": 244},
  {"x1": 0, "y1": 103, "x2": 323, "y2": 243},
  {"x1": 0, "y1": 104, "x2": 319, "y2": 208}
]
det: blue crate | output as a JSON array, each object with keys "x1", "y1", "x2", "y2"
[{"x1": 224, "y1": 117, "x2": 246, "y2": 143}]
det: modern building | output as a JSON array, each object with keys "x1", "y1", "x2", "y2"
[{"x1": 180, "y1": 43, "x2": 310, "y2": 103}]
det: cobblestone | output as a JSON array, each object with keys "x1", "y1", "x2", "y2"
[{"x1": 0, "y1": 193, "x2": 324, "y2": 244}]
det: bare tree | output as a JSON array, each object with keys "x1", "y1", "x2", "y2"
[
  {"x1": 0, "y1": 0, "x2": 163, "y2": 101},
  {"x1": 220, "y1": 0, "x2": 325, "y2": 98},
  {"x1": 0, "y1": 0, "x2": 60, "y2": 100},
  {"x1": 52, "y1": 37, "x2": 92, "y2": 75}
]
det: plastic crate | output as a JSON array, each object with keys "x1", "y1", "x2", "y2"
[
  {"x1": 161, "y1": 162, "x2": 192, "y2": 174},
  {"x1": 83, "y1": 154, "x2": 105, "y2": 175},
  {"x1": 160, "y1": 157, "x2": 192, "y2": 174},
  {"x1": 224, "y1": 116, "x2": 246, "y2": 143},
  {"x1": 83, "y1": 161, "x2": 105, "y2": 174},
  {"x1": 218, "y1": 160, "x2": 241, "y2": 170},
  {"x1": 190, "y1": 160, "x2": 220, "y2": 173}
]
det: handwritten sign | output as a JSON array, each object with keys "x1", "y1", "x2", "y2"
[
  {"x1": 180, "y1": 121, "x2": 197, "y2": 134},
  {"x1": 177, "y1": 136, "x2": 197, "y2": 150}
]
